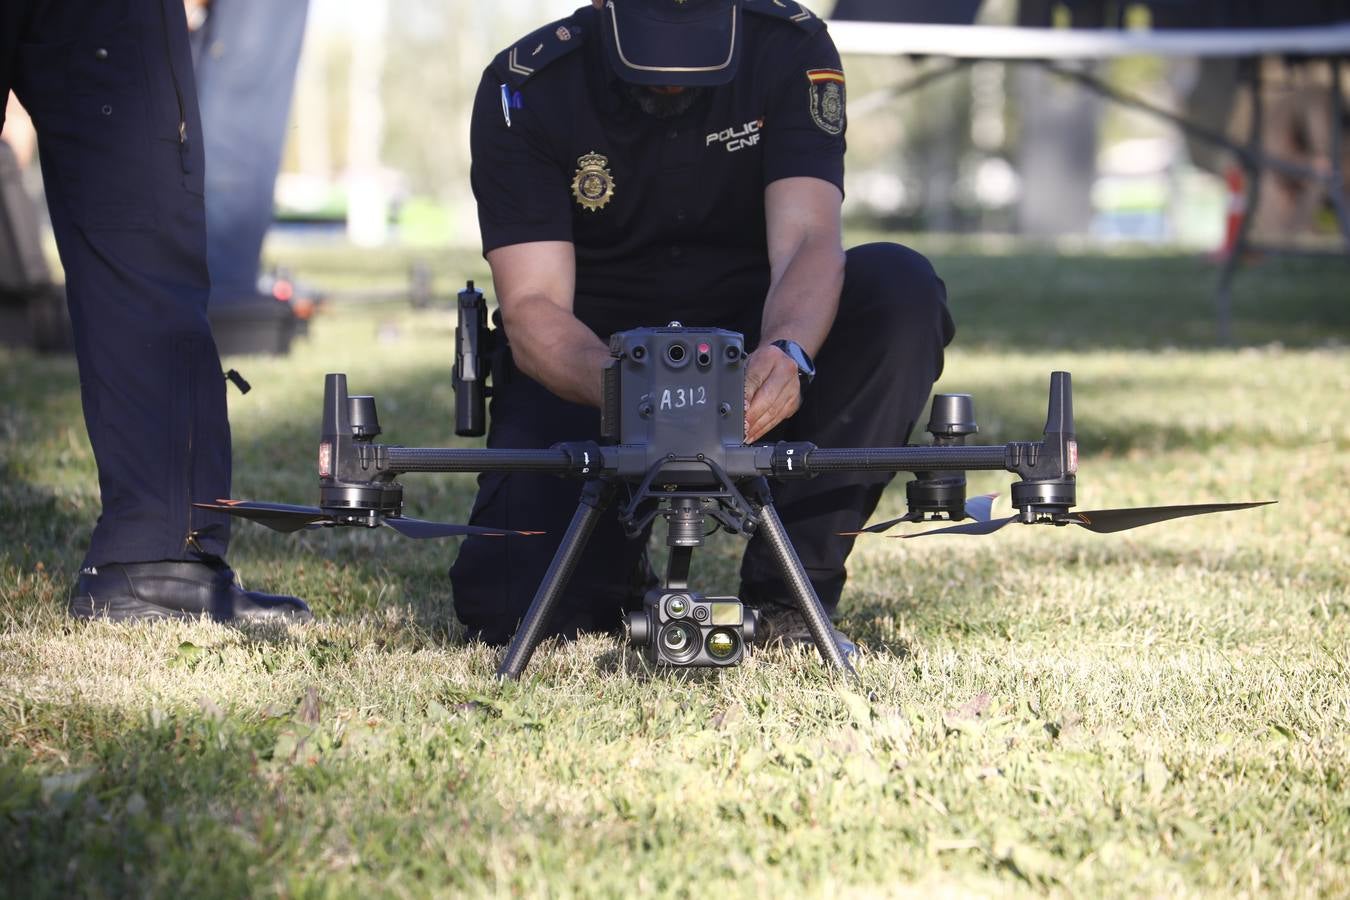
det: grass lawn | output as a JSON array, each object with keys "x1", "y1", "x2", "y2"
[{"x1": 1, "y1": 241, "x2": 1347, "y2": 897}]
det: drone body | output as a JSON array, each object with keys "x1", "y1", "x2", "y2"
[{"x1": 201, "y1": 321, "x2": 1272, "y2": 682}]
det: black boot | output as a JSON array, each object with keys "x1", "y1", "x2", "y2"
[{"x1": 68, "y1": 560, "x2": 312, "y2": 623}]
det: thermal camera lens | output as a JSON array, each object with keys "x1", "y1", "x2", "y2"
[
  {"x1": 667, "y1": 343, "x2": 686, "y2": 364},
  {"x1": 660, "y1": 622, "x2": 699, "y2": 662},
  {"x1": 666, "y1": 595, "x2": 689, "y2": 618},
  {"x1": 706, "y1": 630, "x2": 738, "y2": 660}
]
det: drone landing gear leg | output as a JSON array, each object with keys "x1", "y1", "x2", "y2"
[
  {"x1": 496, "y1": 479, "x2": 618, "y2": 681},
  {"x1": 745, "y1": 478, "x2": 858, "y2": 680}
]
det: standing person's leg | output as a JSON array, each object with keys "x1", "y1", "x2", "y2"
[
  {"x1": 10, "y1": 0, "x2": 306, "y2": 621},
  {"x1": 739, "y1": 242, "x2": 955, "y2": 620}
]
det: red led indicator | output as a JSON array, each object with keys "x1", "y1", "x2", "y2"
[{"x1": 698, "y1": 343, "x2": 710, "y2": 354}]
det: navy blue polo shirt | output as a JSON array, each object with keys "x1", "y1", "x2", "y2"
[{"x1": 470, "y1": 2, "x2": 846, "y2": 338}]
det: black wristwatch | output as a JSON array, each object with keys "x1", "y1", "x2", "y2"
[{"x1": 771, "y1": 339, "x2": 816, "y2": 387}]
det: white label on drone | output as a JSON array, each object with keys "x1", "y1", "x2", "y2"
[{"x1": 659, "y1": 387, "x2": 708, "y2": 411}]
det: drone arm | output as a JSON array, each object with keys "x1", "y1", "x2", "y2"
[
  {"x1": 383, "y1": 446, "x2": 587, "y2": 475},
  {"x1": 786, "y1": 443, "x2": 1012, "y2": 475}
]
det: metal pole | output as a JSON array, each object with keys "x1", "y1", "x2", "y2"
[
  {"x1": 496, "y1": 479, "x2": 616, "y2": 681},
  {"x1": 745, "y1": 479, "x2": 857, "y2": 680}
]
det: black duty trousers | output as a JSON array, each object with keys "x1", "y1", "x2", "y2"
[
  {"x1": 2, "y1": 0, "x2": 232, "y2": 567},
  {"x1": 449, "y1": 242, "x2": 956, "y2": 644}
]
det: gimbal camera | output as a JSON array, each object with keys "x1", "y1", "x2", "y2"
[{"x1": 202, "y1": 285, "x2": 1272, "y2": 682}]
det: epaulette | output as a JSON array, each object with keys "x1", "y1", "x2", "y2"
[
  {"x1": 743, "y1": 0, "x2": 827, "y2": 34},
  {"x1": 490, "y1": 14, "x2": 590, "y2": 89}
]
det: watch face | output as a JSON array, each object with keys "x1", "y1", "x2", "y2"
[{"x1": 773, "y1": 340, "x2": 815, "y2": 383}]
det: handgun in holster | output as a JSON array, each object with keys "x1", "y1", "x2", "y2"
[{"x1": 452, "y1": 280, "x2": 498, "y2": 437}]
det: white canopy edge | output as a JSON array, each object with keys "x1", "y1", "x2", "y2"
[{"x1": 826, "y1": 20, "x2": 1350, "y2": 60}]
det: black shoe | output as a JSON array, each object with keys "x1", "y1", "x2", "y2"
[
  {"x1": 68, "y1": 561, "x2": 313, "y2": 624},
  {"x1": 753, "y1": 604, "x2": 858, "y2": 660}
]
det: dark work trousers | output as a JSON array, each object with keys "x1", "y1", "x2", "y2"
[
  {"x1": 2, "y1": 0, "x2": 233, "y2": 567},
  {"x1": 450, "y1": 242, "x2": 956, "y2": 644}
]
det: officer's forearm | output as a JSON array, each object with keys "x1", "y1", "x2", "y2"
[
  {"x1": 501, "y1": 294, "x2": 611, "y2": 407},
  {"x1": 760, "y1": 235, "x2": 845, "y2": 355}
]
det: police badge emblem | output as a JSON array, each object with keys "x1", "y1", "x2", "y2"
[
  {"x1": 572, "y1": 151, "x2": 616, "y2": 212},
  {"x1": 806, "y1": 68, "x2": 846, "y2": 136}
]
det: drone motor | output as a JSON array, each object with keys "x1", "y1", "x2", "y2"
[
  {"x1": 905, "y1": 392, "x2": 979, "y2": 520},
  {"x1": 317, "y1": 392, "x2": 405, "y2": 522}
]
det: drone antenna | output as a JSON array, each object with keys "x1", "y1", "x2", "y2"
[
  {"x1": 1045, "y1": 371, "x2": 1073, "y2": 442},
  {"x1": 1044, "y1": 371, "x2": 1077, "y2": 482},
  {"x1": 320, "y1": 373, "x2": 355, "y2": 484}
]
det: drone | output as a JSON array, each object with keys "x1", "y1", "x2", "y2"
[{"x1": 200, "y1": 284, "x2": 1272, "y2": 682}]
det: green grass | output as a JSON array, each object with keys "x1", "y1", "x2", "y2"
[{"x1": 2, "y1": 242, "x2": 1348, "y2": 897}]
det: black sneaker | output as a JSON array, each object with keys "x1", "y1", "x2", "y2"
[
  {"x1": 68, "y1": 561, "x2": 312, "y2": 624},
  {"x1": 754, "y1": 604, "x2": 858, "y2": 660}
]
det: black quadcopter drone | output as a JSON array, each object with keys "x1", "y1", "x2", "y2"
[{"x1": 200, "y1": 284, "x2": 1272, "y2": 682}]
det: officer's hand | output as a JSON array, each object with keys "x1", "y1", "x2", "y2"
[{"x1": 744, "y1": 346, "x2": 802, "y2": 444}]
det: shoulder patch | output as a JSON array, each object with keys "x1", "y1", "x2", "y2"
[
  {"x1": 743, "y1": 0, "x2": 826, "y2": 33},
  {"x1": 490, "y1": 14, "x2": 589, "y2": 89}
]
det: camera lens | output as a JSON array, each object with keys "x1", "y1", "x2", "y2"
[
  {"x1": 666, "y1": 343, "x2": 686, "y2": 364},
  {"x1": 624, "y1": 611, "x2": 649, "y2": 646},
  {"x1": 665, "y1": 595, "x2": 689, "y2": 618},
  {"x1": 659, "y1": 622, "x2": 700, "y2": 663},
  {"x1": 706, "y1": 629, "x2": 738, "y2": 661},
  {"x1": 692, "y1": 605, "x2": 708, "y2": 622}
]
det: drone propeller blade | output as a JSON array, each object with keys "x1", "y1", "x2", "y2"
[
  {"x1": 381, "y1": 516, "x2": 543, "y2": 540},
  {"x1": 194, "y1": 499, "x2": 333, "y2": 533},
  {"x1": 1064, "y1": 501, "x2": 1276, "y2": 534},
  {"x1": 901, "y1": 515, "x2": 1018, "y2": 539},
  {"x1": 965, "y1": 492, "x2": 999, "y2": 523},
  {"x1": 844, "y1": 493, "x2": 1002, "y2": 536},
  {"x1": 900, "y1": 500, "x2": 1276, "y2": 539},
  {"x1": 846, "y1": 512, "x2": 922, "y2": 536}
]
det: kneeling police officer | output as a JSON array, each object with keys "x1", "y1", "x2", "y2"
[{"x1": 450, "y1": 0, "x2": 955, "y2": 649}]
